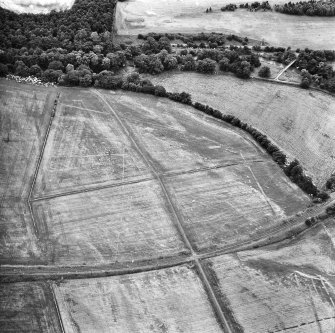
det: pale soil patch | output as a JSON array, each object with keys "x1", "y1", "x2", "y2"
[
  {"x1": 204, "y1": 219, "x2": 335, "y2": 333},
  {"x1": 53, "y1": 265, "x2": 223, "y2": 333},
  {"x1": 0, "y1": 282, "x2": 62, "y2": 333},
  {"x1": 32, "y1": 180, "x2": 187, "y2": 265},
  {"x1": 33, "y1": 90, "x2": 151, "y2": 198},
  {"x1": 0, "y1": 81, "x2": 56, "y2": 263},
  {"x1": 149, "y1": 73, "x2": 335, "y2": 186},
  {"x1": 165, "y1": 162, "x2": 308, "y2": 252},
  {"x1": 0, "y1": 0, "x2": 75, "y2": 14},
  {"x1": 116, "y1": 0, "x2": 335, "y2": 49},
  {"x1": 105, "y1": 91, "x2": 267, "y2": 174}
]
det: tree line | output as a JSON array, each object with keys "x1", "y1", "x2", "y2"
[
  {"x1": 221, "y1": 1, "x2": 271, "y2": 12},
  {"x1": 275, "y1": 0, "x2": 335, "y2": 16},
  {"x1": 219, "y1": 0, "x2": 335, "y2": 16}
]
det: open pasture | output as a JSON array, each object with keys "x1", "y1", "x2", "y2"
[
  {"x1": 203, "y1": 217, "x2": 335, "y2": 333},
  {"x1": 32, "y1": 179, "x2": 188, "y2": 265},
  {"x1": 149, "y1": 73, "x2": 335, "y2": 186},
  {"x1": 116, "y1": 0, "x2": 335, "y2": 49},
  {"x1": 53, "y1": 265, "x2": 223, "y2": 333},
  {"x1": 165, "y1": 161, "x2": 309, "y2": 252},
  {"x1": 0, "y1": 281, "x2": 62, "y2": 333},
  {"x1": 33, "y1": 91, "x2": 152, "y2": 198},
  {"x1": 0, "y1": 80, "x2": 56, "y2": 263},
  {"x1": 106, "y1": 91, "x2": 267, "y2": 174}
]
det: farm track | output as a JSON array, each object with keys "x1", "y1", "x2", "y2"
[
  {"x1": 0, "y1": 194, "x2": 332, "y2": 283},
  {"x1": 274, "y1": 59, "x2": 296, "y2": 81},
  {"x1": 27, "y1": 92, "x2": 60, "y2": 235},
  {"x1": 92, "y1": 89, "x2": 233, "y2": 333}
]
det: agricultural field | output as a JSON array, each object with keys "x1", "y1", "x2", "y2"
[
  {"x1": 28, "y1": 87, "x2": 309, "y2": 265},
  {"x1": 0, "y1": 80, "x2": 57, "y2": 264},
  {"x1": 53, "y1": 265, "x2": 223, "y2": 333},
  {"x1": 106, "y1": 90, "x2": 267, "y2": 174},
  {"x1": 165, "y1": 162, "x2": 309, "y2": 252},
  {"x1": 0, "y1": 281, "x2": 62, "y2": 332},
  {"x1": 202, "y1": 217, "x2": 335, "y2": 333},
  {"x1": 148, "y1": 72, "x2": 335, "y2": 186},
  {"x1": 33, "y1": 89, "x2": 152, "y2": 198},
  {"x1": 116, "y1": 0, "x2": 335, "y2": 49},
  {"x1": 0, "y1": 78, "x2": 332, "y2": 332},
  {"x1": 32, "y1": 180, "x2": 188, "y2": 266}
]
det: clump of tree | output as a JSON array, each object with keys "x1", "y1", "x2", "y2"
[
  {"x1": 221, "y1": 4, "x2": 238, "y2": 11},
  {"x1": 260, "y1": 46, "x2": 286, "y2": 53},
  {"x1": 222, "y1": 1, "x2": 271, "y2": 11},
  {"x1": 275, "y1": 0, "x2": 335, "y2": 16},
  {"x1": 295, "y1": 49, "x2": 335, "y2": 93},
  {"x1": 196, "y1": 58, "x2": 217, "y2": 73},
  {"x1": 326, "y1": 174, "x2": 335, "y2": 192},
  {"x1": 258, "y1": 66, "x2": 271, "y2": 78}
]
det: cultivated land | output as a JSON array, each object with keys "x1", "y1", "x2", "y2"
[
  {"x1": 148, "y1": 72, "x2": 335, "y2": 186},
  {"x1": 116, "y1": 0, "x2": 335, "y2": 49},
  {"x1": 0, "y1": 80, "x2": 57, "y2": 264},
  {"x1": 32, "y1": 180, "x2": 188, "y2": 266},
  {"x1": 29, "y1": 87, "x2": 309, "y2": 265},
  {"x1": 33, "y1": 89, "x2": 152, "y2": 198},
  {"x1": 165, "y1": 162, "x2": 308, "y2": 252},
  {"x1": 0, "y1": 71, "x2": 333, "y2": 331},
  {"x1": 53, "y1": 265, "x2": 223, "y2": 333},
  {"x1": 0, "y1": 281, "x2": 62, "y2": 333},
  {"x1": 202, "y1": 217, "x2": 335, "y2": 333}
]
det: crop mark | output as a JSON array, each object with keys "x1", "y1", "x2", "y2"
[{"x1": 240, "y1": 152, "x2": 277, "y2": 215}]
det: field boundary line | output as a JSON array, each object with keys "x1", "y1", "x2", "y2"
[
  {"x1": 163, "y1": 159, "x2": 266, "y2": 178},
  {"x1": 27, "y1": 91, "x2": 60, "y2": 235},
  {"x1": 31, "y1": 176, "x2": 154, "y2": 202},
  {"x1": 92, "y1": 89, "x2": 233, "y2": 333},
  {"x1": 49, "y1": 282, "x2": 66, "y2": 333},
  {"x1": 31, "y1": 160, "x2": 266, "y2": 203},
  {"x1": 60, "y1": 103, "x2": 107, "y2": 114}
]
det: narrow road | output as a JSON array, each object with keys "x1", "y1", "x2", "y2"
[{"x1": 274, "y1": 59, "x2": 296, "y2": 81}]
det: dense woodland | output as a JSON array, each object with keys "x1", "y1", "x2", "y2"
[{"x1": 275, "y1": 0, "x2": 335, "y2": 16}]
